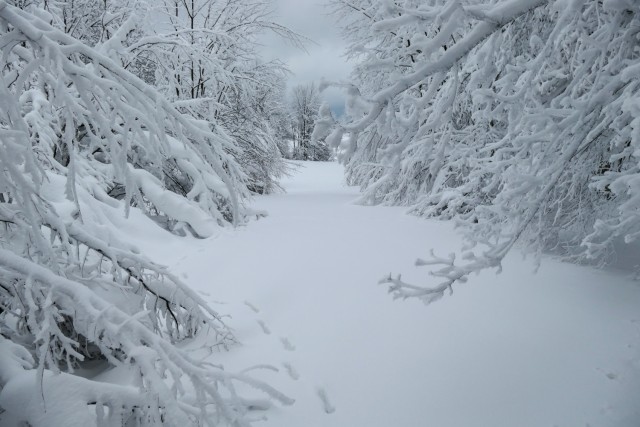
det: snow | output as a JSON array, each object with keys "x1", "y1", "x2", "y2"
[{"x1": 135, "y1": 161, "x2": 640, "y2": 427}]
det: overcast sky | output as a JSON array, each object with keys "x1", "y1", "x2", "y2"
[{"x1": 261, "y1": 0, "x2": 353, "y2": 115}]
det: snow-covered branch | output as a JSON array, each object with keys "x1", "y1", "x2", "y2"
[
  {"x1": 0, "y1": 1, "x2": 291, "y2": 424},
  {"x1": 324, "y1": 0, "x2": 640, "y2": 302}
]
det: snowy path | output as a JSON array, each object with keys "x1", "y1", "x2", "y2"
[{"x1": 150, "y1": 162, "x2": 640, "y2": 427}]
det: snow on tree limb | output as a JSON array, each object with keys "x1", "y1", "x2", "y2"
[
  {"x1": 325, "y1": 0, "x2": 549, "y2": 136},
  {"x1": 324, "y1": 0, "x2": 640, "y2": 303},
  {"x1": 0, "y1": 1, "x2": 291, "y2": 424}
]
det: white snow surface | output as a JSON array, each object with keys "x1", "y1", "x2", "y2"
[{"x1": 142, "y1": 161, "x2": 640, "y2": 427}]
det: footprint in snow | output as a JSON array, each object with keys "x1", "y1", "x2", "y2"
[
  {"x1": 244, "y1": 300, "x2": 260, "y2": 313},
  {"x1": 257, "y1": 320, "x2": 271, "y2": 335},
  {"x1": 596, "y1": 367, "x2": 619, "y2": 381},
  {"x1": 280, "y1": 337, "x2": 296, "y2": 351},
  {"x1": 282, "y1": 362, "x2": 300, "y2": 380},
  {"x1": 316, "y1": 387, "x2": 335, "y2": 414}
]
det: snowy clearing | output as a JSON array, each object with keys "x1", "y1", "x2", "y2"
[{"x1": 143, "y1": 161, "x2": 639, "y2": 427}]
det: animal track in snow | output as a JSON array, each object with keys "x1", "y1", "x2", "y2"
[
  {"x1": 282, "y1": 362, "x2": 300, "y2": 380},
  {"x1": 316, "y1": 387, "x2": 335, "y2": 414},
  {"x1": 257, "y1": 319, "x2": 271, "y2": 335},
  {"x1": 280, "y1": 337, "x2": 296, "y2": 351},
  {"x1": 244, "y1": 300, "x2": 260, "y2": 313}
]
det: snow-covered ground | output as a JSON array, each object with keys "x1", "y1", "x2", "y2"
[{"x1": 145, "y1": 161, "x2": 640, "y2": 427}]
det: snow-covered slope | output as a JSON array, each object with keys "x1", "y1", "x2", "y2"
[{"x1": 147, "y1": 161, "x2": 640, "y2": 427}]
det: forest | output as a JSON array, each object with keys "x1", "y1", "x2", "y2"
[{"x1": 1, "y1": 0, "x2": 639, "y2": 426}]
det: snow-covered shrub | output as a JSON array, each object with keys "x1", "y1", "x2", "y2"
[
  {"x1": 0, "y1": 2, "x2": 290, "y2": 425},
  {"x1": 319, "y1": 0, "x2": 640, "y2": 302}
]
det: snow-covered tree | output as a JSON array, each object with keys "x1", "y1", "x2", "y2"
[
  {"x1": 43, "y1": 0, "x2": 159, "y2": 83},
  {"x1": 0, "y1": 2, "x2": 290, "y2": 425},
  {"x1": 290, "y1": 83, "x2": 331, "y2": 161},
  {"x1": 317, "y1": 0, "x2": 640, "y2": 303},
  {"x1": 216, "y1": 60, "x2": 293, "y2": 193},
  {"x1": 44, "y1": 0, "x2": 128, "y2": 43},
  {"x1": 266, "y1": 79, "x2": 296, "y2": 160},
  {"x1": 141, "y1": 0, "x2": 303, "y2": 193}
]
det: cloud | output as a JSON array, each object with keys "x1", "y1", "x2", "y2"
[{"x1": 287, "y1": 44, "x2": 351, "y2": 84}]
